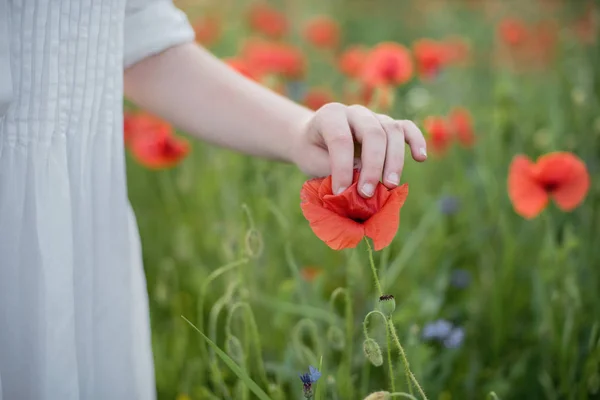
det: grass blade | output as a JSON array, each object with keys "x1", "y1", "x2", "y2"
[{"x1": 181, "y1": 315, "x2": 273, "y2": 400}]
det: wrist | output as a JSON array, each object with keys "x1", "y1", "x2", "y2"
[{"x1": 283, "y1": 108, "x2": 314, "y2": 166}]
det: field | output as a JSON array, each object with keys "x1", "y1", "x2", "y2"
[{"x1": 123, "y1": 0, "x2": 600, "y2": 399}]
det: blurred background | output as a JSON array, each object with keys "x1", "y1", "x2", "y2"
[{"x1": 123, "y1": 0, "x2": 600, "y2": 399}]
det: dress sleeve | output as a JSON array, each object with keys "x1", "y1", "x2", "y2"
[{"x1": 123, "y1": 0, "x2": 195, "y2": 69}]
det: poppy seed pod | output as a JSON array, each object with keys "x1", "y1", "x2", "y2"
[
  {"x1": 363, "y1": 338, "x2": 383, "y2": 366},
  {"x1": 363, "y1": 392, "x2": 391, "y2": 400},
  {"x1": 378, "y1": 294, "x2": 396, "y2": 316}
]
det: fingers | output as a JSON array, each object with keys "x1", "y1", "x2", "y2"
[
  {"x1": 346, "y1": 105, "x2": 387, "y2": 197},
  {"x1": 376, "y1": 114, "x2": 405, "y2": 188},
  {"x1": 398, "y1": 119, "x2": 428, "y2": 162},
  {"x1": 316, "y1": 103, "x2": 355, "y2": 194}
]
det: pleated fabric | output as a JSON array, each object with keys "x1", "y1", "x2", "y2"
[{"x1": 0, "y1": 1, "x2": 195, "y2": 399}]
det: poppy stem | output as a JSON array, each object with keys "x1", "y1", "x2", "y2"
[
  {"x1": 388, "y1": 320, "x2": 428, "y2": 400},
  {"x1": 364, "y1": 238, "x2": 383, "y2": 297},
  {"x1": 364, "y1": 238, "x2": 401, "y2": 395}
]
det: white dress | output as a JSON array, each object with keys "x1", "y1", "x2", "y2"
[{"x1": 0, "y1": 1, "x2": 195, "y2": 398}]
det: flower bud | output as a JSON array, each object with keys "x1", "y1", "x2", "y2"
[
  {"x1": 378, "y1": 294, "x2": 396, "y2": 316},
  {"x1": 363, "y1": 338, "x2": 383, "y2": 367},
  {"x1": 363, "y1": 391, "x2": 391, "y2": 400},
  {"x1": 326, "y1": 326, "x2": 346, "y2": 351}
]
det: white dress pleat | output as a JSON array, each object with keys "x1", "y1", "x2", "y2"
[{"x1": 0, "y1": 1, "x2": 195, "y2": 399}]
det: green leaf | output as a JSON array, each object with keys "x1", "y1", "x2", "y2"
[{"x1": 181, "y1": 316, "x2": 273, "y2": 400}]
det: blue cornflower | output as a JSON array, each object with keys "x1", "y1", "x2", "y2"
[
  {"x1": 421, "y1": 319, "x2": 453, "y2": 341},
  {"x1": 438, "y1": 195, "x2": 460, "y2": 216},
  {"x1": 450, "y1": 268, "x2": 471, "y2": 289},
  {"x1": 443, "y1": 326, "x2": 465, "y2": 349},
  {"x1": 422, "y1": 319, "x2": 465, "y2": 349},
  {"x1": 299, "y1": 366, "x2": 321, "y2": 399}
]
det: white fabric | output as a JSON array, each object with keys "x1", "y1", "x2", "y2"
[{"x1": 0, "y1": 1, "x2": 195, "y2": 399}]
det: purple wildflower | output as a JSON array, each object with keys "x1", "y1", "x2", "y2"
[{"x1": 299, "y1": 366, "x2": 321, "y2": 398}]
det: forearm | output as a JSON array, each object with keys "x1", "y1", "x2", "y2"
[{"x1": 123, "y1": 42, "x2": 314, "y2": 163}]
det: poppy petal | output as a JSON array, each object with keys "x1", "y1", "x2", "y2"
[
  {"x1": 300, "y1": 177, "x2": 325, "y2": 205},
  {"x1": 508, "y1": 155, "x2": 549, "y2": 219},
  {"x1": 545, "y1": 154, "x2": 590, "y2": 211},
  {"x1": 364, "y1": 184, "x2": 409, "y2": 250},
  {"x1": 300, "y1": 202, "x2": 365, "y2": 250}
]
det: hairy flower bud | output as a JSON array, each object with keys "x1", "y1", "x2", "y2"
[
  {"x1": 363, "y1": 338, "x2": 383, "y2": 366},
  {"x1": 378, "y1": 294, "x2": 396, "y2": 316}
]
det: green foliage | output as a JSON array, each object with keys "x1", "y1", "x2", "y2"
[{"x1": 127, "y1": 0, "x2": 600, "y2": 399}]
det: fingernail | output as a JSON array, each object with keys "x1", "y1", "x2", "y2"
[
  {"x1": 420, "y1": 148, "x2": 427, "y2": 158},
  {"x1": 387, "y1": 173, "x2": 399, "y2": 185},
  {"x1": 335, "y1": 186, "x2": 347, "y2": 195},
  {"x1": 361, "y1": 183, "x2": 375, "y2": 197}
]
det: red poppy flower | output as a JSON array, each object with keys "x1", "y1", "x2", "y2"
[
  {"x1": 225, "y1": 57, "x2": 262, "y2": 81},
  {"x1": 125, "y1": 114, "x2": 190, "y2": 169},
  {"x1": 508, "y1": 152, "x2": 590, "y2": 219},
  {"x1": 303, "y1": 87, "x2": 334, "y2": 111},
  {"x1": 498, "y1": 17, "x2": 529, "y2": 47},
  {"x1": 424, "y1": 116, "x2": 452, "y2": 155},
  {"x1": 124, "y1": 112, "x2": 172, "y2": 144},
  {"x1": 413, "y1": 39, "x2": 448, "y2": 80},
  {"x1": 300, "y1": 170, "x2": 409, "y2": 251},
  {"x1": 248, "y1": 3, "x2": 288, "y2": 39},
  {"x1": 338, "y1": 45, "x2": 367, "y2": 78},
  {"x1": 361, "y1": 42, "x2": 413, "y2": 88},
  {"x1": 443, "y1": 35, "x2": 471, "y2": 66},
  {"x1": 449, "y1": 107, "x2": 475, "y2": 147},
  {"x1": 303, "y1": 16, "x2": 341, "y2": 49},
  {"x1": 193, "y1": 16, "x2": 221, "y2": 47},
  {"x1": 300, "y1": 266, "x2": 323, "y2": 282},
  {"x1": 241, "y1": 39, "x2": 306, "y2": 79}
]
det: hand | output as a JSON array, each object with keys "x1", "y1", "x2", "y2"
[{"x1": 291, "y1": 102, "x2": 428, "y2": 198}]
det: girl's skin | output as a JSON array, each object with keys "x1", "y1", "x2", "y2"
[{"x1": 124, "y1": 42, "x2": 428, "y2": 195}]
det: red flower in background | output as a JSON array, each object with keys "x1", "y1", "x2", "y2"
[
  {"x1": 248, "y1": 3, "x2": 288, "y2": 39},
  {"x1": 124, "y1": 112, "x2": 190, "y2": 169},
  {"x1": 449, "y1": 107, "x2": 475, "y2": 147},
  {"x1": 443, "y1": 35, "x2": 471, "y2": 65},
  {"x1": 573, "y1": 3, "x2": 598, "y2": 44},
  {"x1": 300, "y1": 170, "x2": 409, "y2": 250},
  {"x1": 303, "y1": 87, "x2": 335, "y2": 110},
  {"x1": 193, "y1": 15, "x2": 221, "y2": 47},
  {"x1": 241, "y1": 39, "x2": 306, "y2": 79},
  {"x1": 424, "y1": 116, "x2": 452, "y2": 155},
  {"x1": 498, "y1": 17, "x2": 529, "y2": 47},
  {"x1": 338, "y1": 45, "x2": 367, "y2": 78},
  {"x1": 303, "y1": 16, "x2": 341, "y2": 49},
  {"x1": 413, "y1": 39, "x2": 448, "y2": 80},
  {"x1": 361, "y1": 42, "x2": 413, "y2": 87},
  {"x1": 300, "y1": 266, "x2": 323, "y2": 282},
  {"x1": 225, "y1": 57, "x2": 262, "y2": 81},
  {"x1": 124, "y1": 112, "x2": 171, "y2": 145},
  {"x1": 508, "y1": 152, "x2": 590, "y2": 219}
]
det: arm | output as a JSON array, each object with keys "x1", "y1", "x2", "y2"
[
  {"x1": 123, "y1": 42, "x2": 313, "y2": 164},
  {"x1": 122, "y1": 0, "x2": 427, "y2": 197}
]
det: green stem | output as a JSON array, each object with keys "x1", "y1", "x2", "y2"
[
  {"x1": 386, "y1": 322, "x2": 396, "y2": 393},
  {"x1": 329, "y1": 288, "x2": 353, "y2": 398},
  {"x1": 388, "y1": 320, "x2": 428, "y2": 400},
  {"x1": 364, "y1": 238, "x2": 383, "y2": 297},
  {"x1": 365, "y1": 237, "x2": 425, "y2": 398}
]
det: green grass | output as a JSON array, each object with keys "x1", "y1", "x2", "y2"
[{"x1": 126, "y1": 1, "x2": 600, "y2": 399}]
